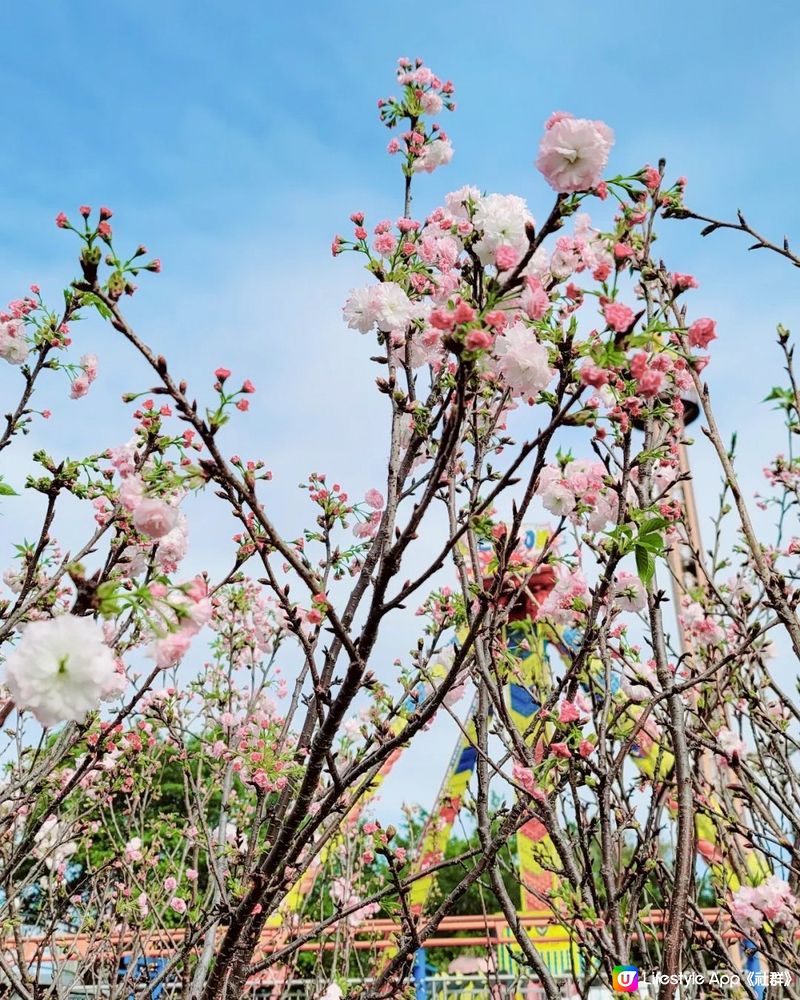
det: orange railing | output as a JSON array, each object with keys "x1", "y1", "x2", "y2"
[{"x1": 4, "y1": 908, "x2": 759, "y2": 963}]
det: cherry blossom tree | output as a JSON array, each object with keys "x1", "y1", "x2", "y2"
[{"x1": 1, "y1": 55, "x2": 800, "y2": 1000}]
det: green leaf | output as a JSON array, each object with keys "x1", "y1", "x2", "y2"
[
  {"x1": 638, "y1": 516, "x2": 668, "y2": 536},
  {"x1": 80, "y1": 292, "x2": 112, "y2": 320},
  {"x1": 0, "y1": 479, "x2": 18, "y2": 496},
  {"x1": 635, "y1": 545, "x2": 656, "y2": 585},
  {"x1": 638, "y1": 533, "x2": 665, "y2": 553}
]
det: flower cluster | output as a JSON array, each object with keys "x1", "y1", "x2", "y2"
[
  {"x1": 731, "y1": 876, "x2": 798, "y2": 932},
  {"x1": 537, "y1": 459, "x2": 618, "y2": 531},
  {"x1": 0, "y1": 294, "x2": 41, "y2": 366},
  {"x1": 330, "y1": 875, "x2": 380, "y2": 927},
  {"x1": 379, "y1": 58, "x2": 455, "y2": 175},
  {"x1": 536, "y1": 569, "x2": 591, "y2": 626},
  {"x1": 68, "y1": 352, "x2": 99, "y2": 399},
  {"x1": 213, "y1": 710, "x2": 297, "y2": 795},
  {"x1": 679, "y1": 596, "x2": 725, "y2": 648},
  {"x1": 106, "y1": 433, "x2": 192, "y2": 573},
  {"x1": 148, "y1": 575, "x2": 213, "y2": 668},
  {"x1": 353, "y1": 487, "x2": 385, "y2": 539}
]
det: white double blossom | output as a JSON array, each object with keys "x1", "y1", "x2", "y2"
[
  {"x1": 493, "y1": 322, "x2": 554, "y2": 397},
  {"x1": 472, "y1": 193, "x2": 533, "y2": 264},
  {"x1": 3, "y1": 615, "x2": 123, "y2": 727}
]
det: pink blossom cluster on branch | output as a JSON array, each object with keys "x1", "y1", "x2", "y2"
[{"x1": 2, "y1": 54, "x2": 800, "y2": 1000}]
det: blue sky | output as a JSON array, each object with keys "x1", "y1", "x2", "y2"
[{"x1": 2, "y1": 1, "x2": 800, "y2": 818}]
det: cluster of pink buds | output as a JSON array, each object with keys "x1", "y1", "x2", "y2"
[
  {"x1": 378, "y1": 58, "x2": 455, "y2": 176},
  {"x1": 214, "y1": 367, "x2": 256, "y2": 411}
]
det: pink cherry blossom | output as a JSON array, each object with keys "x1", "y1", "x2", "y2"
[
  {"x1": 687, "y1": 317, "x2": 717, "y2": 348},
  {"x1": 494, "y1": 244, "x2": 519, "y2": 271},
  {"x1": 125, "y1": 837, "x2": 143, "y2": 862},
  {"x1": 536, "y1": 114, "x2": 614, "y2": 193},
  {"x1": 420, "y1": 92, "x2": 442, "y2": 115},
  {"x1": 81, "y1": 353, "x2": 99, "y2": 382},
  {"x1": 119, "y1": 475, "x2": 144, "y2": 512},
  {"x1": 152, "y1": 630, "x2": 193, "y2": 669},
  {"x1": 731, "y1": 877, "x2": 798, "y2": 932},
  {"x1": 680, "y1": 598, "x2": 724, "y2": 647},
  {"x1": 672, "y1": 272, "x2": 699, "y2": 290},
  {"x1": 637, "y1": 367, "x2": 664, "y2": 398},
  {"x1": 521, "y1": 281, "x2": 550, "y2": 321},
  {"x1": 465, "y1": 329, "x2": 493, "y2": 351},
  {"x1": 318, "y1": 984, "x2": 343, "y2": 1000},
  {"x1": 603, "y1": 301, "x2": 635, "y2": 333},
  {"x1": 717, "y1": 726, "x2": 746, "y2": 762},
  {"x1": 580, "y1": 363, "x2": 610, "y2": 388},
  {"x1": 512, "y1": 761, "x2": 536, "y2": 795},
  {"x1": 133, "y1": 498, "x2": 179, "y2": 539},
  {"x1": 413, "y1": 136, "x2": 453, "y2": 173},
  {"x1": 611, "y1": 571, "x2": 647, "y2": 612},
  {"x1": 353, "y1": 511, "x2": 382, "y2": 539},
  {"x1": 538, "y1": 571, "x2": 590, "y2": 624},
  {"x1": 540, "y1": 481, "x2": 576, "y2": 517},
  {"x1": 0, "y1": 319, "x2": 28, "y2": 365},
  {"x1": 558, "y1": 699, "x2": 582, "y2": 724},
  {"x1": 70, "y1": 375, "x2": 91, "y2": 399},
  {"x1": 373, "y1": 232, "x2": 397, "y2": 256}
]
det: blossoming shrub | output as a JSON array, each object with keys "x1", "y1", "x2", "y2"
[{"x1": 1, "y1": 55, "x2": 799, "y2": 1000}]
